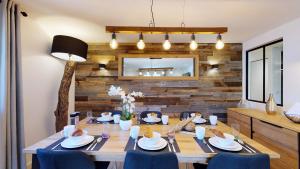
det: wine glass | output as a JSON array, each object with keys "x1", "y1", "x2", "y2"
[
  {"x1": 87, "y1": 111, "x2": 93, "y2": 123},
  {"x1": 101, "y1": 124, "x2": 110, "y2": 139},
  {"x1": 231, "y1": 123, "x2": 240, "y2": 140}
]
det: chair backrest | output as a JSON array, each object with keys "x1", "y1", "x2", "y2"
[
  {"x1": 179, "y1": 111, "x2": 197, "y2": 120},
  {"x1": 37, "y1": 149, "x2": 95, "y2": 169},
  {"x1": 207, "y1": 153, "x2": 270, "y2": 169},
  {"x1": 140, "y1": 111, "x2": 162, "y2": 118},
  {"x1": 124, "y1": 150, "x2": 179, "y2": 169}
]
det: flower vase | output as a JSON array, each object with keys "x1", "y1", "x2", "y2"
[
  {"x1": 266, "y1": 94, "x2": 277, "y2": 115},
  {"x1": 119, "y1": 119, "x2": 132, "y2": 130}
]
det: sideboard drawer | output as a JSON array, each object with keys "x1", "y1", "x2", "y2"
[
  {"x1": 253, "y1": 119, "x2": 299, "y2": 169},
  {"x1": 227, "y1": 110, "x2": 251, "y2": 137}
]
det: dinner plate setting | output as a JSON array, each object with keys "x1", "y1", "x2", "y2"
[
  {"x1": 142, "y1": 117, "x2": 161, "y2": 123},
  {"x1": 138, "y1": 137, "x2": 168, "y2": 151},
  {"x1": 97, "y1": 116, "x2": 114, "y2": 122},
  {"x1": 61, "y1": 135, "x2": 95, "y2": 149},
  {"x1": 208, "y1": 133, "x2": 242, "y2": 152}
]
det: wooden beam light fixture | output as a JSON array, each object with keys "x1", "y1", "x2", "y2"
[{"x1": 106, "y1": 26, "x2": 227, "y2": 34}]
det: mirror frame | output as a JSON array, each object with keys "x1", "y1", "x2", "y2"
[
  {"x1": 246, "y1": 39, "x2": 283, "y2": 106},
  {"x1": 118, "y1": 54, "x2": 199, "y2": 80}
]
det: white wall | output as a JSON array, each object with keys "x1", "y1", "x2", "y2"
[
  {"x1": 243, "y1": 17, "x2": 300, "y2": 110},
  {"x1": 21, "y1": 16, "x2": 75, "y2": 147}
]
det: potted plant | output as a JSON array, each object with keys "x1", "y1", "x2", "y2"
[{"x1": 108, "y1": 85, "x2": 143, "y2": 130}]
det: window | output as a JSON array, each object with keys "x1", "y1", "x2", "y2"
[{"x1": 246, "y1": 39, "x2": 283, "y2": 106}]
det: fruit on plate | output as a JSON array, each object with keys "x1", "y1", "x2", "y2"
[
  {"x1": 71, "y1": 128, "x2": 83, "y2": 137},
  {"x1": 210, "y1": 129, "x2": 225, "y2": 138}
]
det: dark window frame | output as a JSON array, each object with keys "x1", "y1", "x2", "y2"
[{"x1": 246, "y1": 39, "x2": 283, "y2": 106}]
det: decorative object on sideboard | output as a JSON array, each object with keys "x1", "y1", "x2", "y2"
[
  {"x1": 107, "y1": 85, "x2": 143, "y2": 130},
  {"x1": 51, "y1": 35, "x2": 88, "y2": 132},
  {"x1": 237, "y1": 99, "x2": 249, "y2": 108},
  {"x1": 283, "y1": 102, "x2": 300, "y2": 123},
  {"x1": 265, "y1": 93, "x2": 277, "y2": 115}
]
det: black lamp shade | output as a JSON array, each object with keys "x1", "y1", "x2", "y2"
[{"x1": 51, "y1": 35, "x2": 88, "y2": 62}]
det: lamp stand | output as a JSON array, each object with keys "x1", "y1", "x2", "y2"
[{"x1": 54, "y1": 61, "x2": 76, "y2": 132}]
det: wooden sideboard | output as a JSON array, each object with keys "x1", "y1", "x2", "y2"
[{"x1": 228, "y1": 108, "x2": 300, "y2": 169}]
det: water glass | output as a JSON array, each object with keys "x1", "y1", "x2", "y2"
[
  {"x1": 231, "y1": 123, "x2": 240, "y2": 140},
  {"x1": 87, "y1": 111, "x2": 93, "y2": 121},
  {"x1": 102, "y1": 124, "x2": 110, "y2": 139},
  {"x1": 130, "y1": 126, "x2": 140, "y2": 139},
  {"x1": 195, "y1": 126, "x2": 205, "y2": 140},
  {"x1": 209, "y1": 115, "x2": 218, "y2": 125},
  {"x1": 113, "y1": 114, "x2": 120, "y2": 124},
  {"x1": 162, "y1": 115, "x2": 169, "y2": 125}
]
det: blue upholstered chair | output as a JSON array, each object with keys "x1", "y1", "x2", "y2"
[
  {"x1": 193, "y1": 153, "x2": 270, "y2": 169},
  {"x1": 180, "y1": 111, "x2": 198, "y2": 120},
  {"x1": 124, "y1": 150, "x2": 179, "y2": 169},
  {"x1": 140, "y1": 111, "x2": 162, "y2": 118},
  {"x1": 36, "y1": 149, "x2": 110, "y2": 169}
]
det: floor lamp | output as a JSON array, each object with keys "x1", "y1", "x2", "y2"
[{"x1": 50, "y1": 35, "x2": 88, "y2": 132}]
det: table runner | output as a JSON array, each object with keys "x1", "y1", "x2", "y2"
[
  {"x1": 125, "y1": 137, "x2": 180, "y2": 153},
  {"x1": 45, "y1": 135, "x2": 108, "y2": 151},
  {"x1": 194, "y1": 137, "x2": 260, "y2": 154}
]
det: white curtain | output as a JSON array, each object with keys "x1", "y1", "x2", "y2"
[{"x1": 0, "y1": 0, "x2": 26, "y2": 169}]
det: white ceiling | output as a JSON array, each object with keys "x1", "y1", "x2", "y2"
[{"x1": 19, "y1": 0, "x2": 300, "y2": 43}]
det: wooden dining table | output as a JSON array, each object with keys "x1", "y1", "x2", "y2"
[{"x1": 24, "y1": 118, "x2": 280, "y2": 167}]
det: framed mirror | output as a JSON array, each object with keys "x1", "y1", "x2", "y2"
[
  {"x1": 246, "y1": 39, "x2": 283, "y2": 106},
  {"x1": 118, "y1": 54, "x2": 199, "y2": 80}
]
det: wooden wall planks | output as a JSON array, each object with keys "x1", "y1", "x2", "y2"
[{"x1": 75, "y1": 43, "x2": 242, "y2": 121}]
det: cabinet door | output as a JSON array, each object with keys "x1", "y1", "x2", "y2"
[
  {"x1": 227, "y1": 110, "x2": 251, "y2": 137},
  {"x1": 253, "y1": 119, "x2": 299, "y2": 169}
]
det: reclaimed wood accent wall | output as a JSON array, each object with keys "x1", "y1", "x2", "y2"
[{"x1": 75, "y1": 43, "x2": 242, "y2": 121}]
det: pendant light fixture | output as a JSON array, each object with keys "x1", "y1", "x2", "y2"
[
  {"x1": 215, "y1": 33, "x2": 224, "y2": 50},
  {"x1": 163, "y1": 33, "x2": 171, "y2": 50},
  {"x1": 109, "y1": 32, "x2": 118, "y2": 49},
  {"x1": 189, "y1": 33, "x2": 198, "y2": 50},
  {"x1": 137, "y1": 32, "x2": 145, "y2": 50}
]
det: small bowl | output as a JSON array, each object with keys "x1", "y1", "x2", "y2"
[
  {"x1": 143, "y1": 132, "x2": 161, "y2": 145},
  {"x1": 284, "y1": 112, "x2": 300, "y2": 123}
]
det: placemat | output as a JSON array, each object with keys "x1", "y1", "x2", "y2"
[
  {"x1": 194, "y1": 137, "x2": 260, "y2": 154},
  {"x1": 124, "y1": 136, "x2": 180, "y2": 153},
  {"x1": 87, "y1": 118, "x2": 115, "y2": 124},
  {"x1": 45, "y1": 135, "x2": 108, "y2": 151}
]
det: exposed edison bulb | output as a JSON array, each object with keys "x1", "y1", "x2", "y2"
[
  {"x1": 139, "y1": 71, "x2": 143, "y2": 76},
  {"x1": 163, "y1": 33, "x2": 171, "y2": 50},
  {"x1": 109, "y1": 32, "x2": 118, "y2": 49},
  {"x1": 137, "y1": 33, "x2": 145, "y2": 50},
  {"x1": 189, "y1": 33, "x2": 198, "y2": 50},
  {"x1": 215, "y1": 34, "x2": 224, "y2": 50}
]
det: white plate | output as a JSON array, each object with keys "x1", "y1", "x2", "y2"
[
  {"x1": 208, "y1": 137, "x2": 242, "y2": 152},
  {"x1": 97, "y1": 116, "x2": 113, "y2": 122},
  {"x1": 143, "y1": 117, "x2": 161, "y2": 123},
  {"x1": 138, "y1": 137, "x2": 168, "y2": 150},
  {"x1": 61, "y1": 135, "x2": 94, "y2": 149},
  {"x1": 192, "y1": 118, "x2": 207, "y2": 124}
]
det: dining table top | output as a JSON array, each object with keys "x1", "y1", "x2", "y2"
[{"x1": 23, "y1": 118, "x2": 280, "y2": 163}]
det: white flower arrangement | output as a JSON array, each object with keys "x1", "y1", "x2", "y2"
[{"x1": 108, "y1": 85, "x2": 143, "y2": 120}]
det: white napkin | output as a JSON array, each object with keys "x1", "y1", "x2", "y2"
[{"x1": 286, "y1": 103, "x2": 300, "y2": 115}]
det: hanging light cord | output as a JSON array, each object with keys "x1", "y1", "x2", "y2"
[
  {"x1": 149, "y1": 0, "x2": 155, "y2": 27},
  {"x1": 181, "y1": 0, "x2": 186, "y2": 28}
]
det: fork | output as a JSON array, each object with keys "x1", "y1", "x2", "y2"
[
  {"x1": 168, "y1": 138, "x2": 176, "y2": 153},
  {"x1": 133, "y1": 138, "x2": 138, "y2": 150},
  {"x1": 237, "y1": 139, "x2": 256, "y2": 153},
  {"x1": 203, "y1": 139, "x2": 215, "y2": 153}
]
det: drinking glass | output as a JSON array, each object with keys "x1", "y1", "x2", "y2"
[
  {"x1": 231, "y1": 123, "x2": 240, "y2": 140},
  {"x1": 102, "y1": 124, "x2": 110, "y2": 139},
  {"x1": 87, "y1": 111, "x2": 93, "y2": 122}
]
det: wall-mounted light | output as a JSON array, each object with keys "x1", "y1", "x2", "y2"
[
  {"x1": 137, "y1": 33, "x2": 145, "y2": 50},
  {"x1": 211, "y1": 64, "x2": 219, "y2": 69},
  {"x1": 110, "y1": 32, "x2": 118, "y2": 49},
  {"x1": 163, "y1": 33, "x2": 171, "y2": 50},
  {"x1": 139, "y1": 71, "x2": 143, "y2": 76},
  {"x1": 189, "y1": 33, "x2": 198, "y2": 50},
  {"x1": 215, "y1": 33, "x2": 224, "y2": 50},
  {"x1": 99, "y1": 64, "x2": 106, "y2": 70}
]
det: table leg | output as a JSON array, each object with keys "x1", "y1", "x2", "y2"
[{"x1": 32, "y1": 154, "x2": 40, "y2": 169}]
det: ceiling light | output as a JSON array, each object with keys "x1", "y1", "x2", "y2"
[
  {"x1": 163, "y1": 33, "x2": 171, "y2": 50},
  {"x1": 137, "y1": 33, "x2": 145, "y2": 50},
  {"x1": 189, "y1": 33, "x2": 198, "y2": 50},
  {"x1": 169, "y1": 70, "x2": 173, "y2": 74},
  {"x1": 110, "y1": 32, "x2": 118, "y2": 49},
  {"x1": 215, "y1": 33, "x2": 224, "y2": 50},
  {"x1": 139, "y1": 71, "x2": 143, "y2": 76}
]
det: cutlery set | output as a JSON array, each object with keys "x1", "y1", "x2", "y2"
[{"x1": 86, "y1": 137, "x2": 102, "y2": 151}]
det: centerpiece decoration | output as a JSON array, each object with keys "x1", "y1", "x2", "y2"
[{"x1": 108, "y1": 85, "x2": 143, "y2": 130}]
